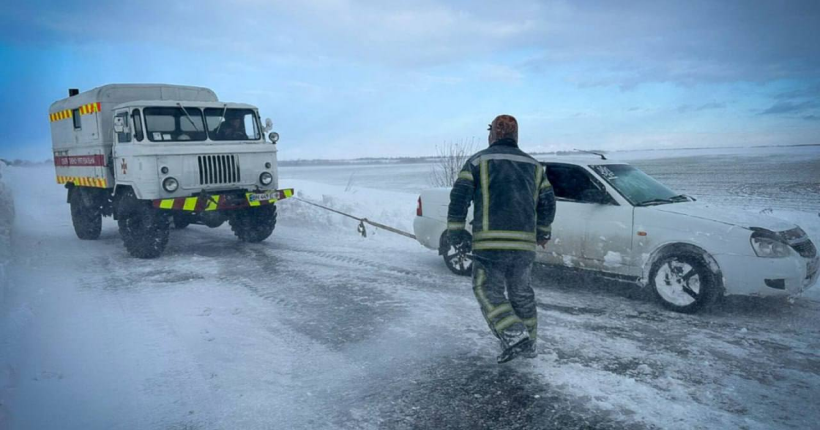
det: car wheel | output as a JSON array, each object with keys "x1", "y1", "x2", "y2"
[
  {"x1": 440, "y1": 232, "x2": 472, "y2": 276},
  {"x1": 650, "y1": 252, "x2": 718, "y2": 313}
]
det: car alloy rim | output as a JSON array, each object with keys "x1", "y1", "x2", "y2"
[
  {"x1": 445, "y1": 245, "x2": 472, "y2": 272},
  {"x1": 655, "y1": 260, "x2": 701, "y2": 306}
]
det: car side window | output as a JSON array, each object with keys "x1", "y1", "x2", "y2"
[{"x1": 544, "y1": 164, "x2": 607, "y2": 204}]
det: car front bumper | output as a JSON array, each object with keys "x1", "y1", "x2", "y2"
[{"x1": 715, "y1": 253, "x2": 819, "y2": 297}]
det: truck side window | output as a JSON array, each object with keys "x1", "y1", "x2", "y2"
[
  {"x1": 116, "y1": 112, "x2": 131, "y2": 143},
  {"x1": 132, "y1": 109, "x2": 144, "y2": 142},
  {"x1": 72, "y1": 109, "x2": 81, "y2": 130}
]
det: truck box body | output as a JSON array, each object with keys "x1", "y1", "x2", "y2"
[{"x1": 49, "y1": 84, "x2": 218, "y2": 189}]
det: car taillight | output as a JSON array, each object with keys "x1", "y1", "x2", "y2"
[{"x1": 416, "y1": 196, "x2": 423, "y2": 216}]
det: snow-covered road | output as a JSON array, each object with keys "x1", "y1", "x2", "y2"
[{"x1": 2, "y1": 161, "x2": 820, "y2": 429}]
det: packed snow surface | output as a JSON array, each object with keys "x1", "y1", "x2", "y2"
[{"x1": 1, "y1": 146, "x2": 819, "y2": 429}]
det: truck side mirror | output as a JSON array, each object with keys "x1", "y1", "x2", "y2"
[
  {"x1": 113, "y1": 116, "x2": 126, "y2": 133},
  {"x1": 264, "y1": 118, "x2": 273, "y2": 132}
]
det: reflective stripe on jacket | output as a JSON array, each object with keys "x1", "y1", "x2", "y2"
[{"x1": 447, "y1": 138, "x2": 556, "y2": 253}]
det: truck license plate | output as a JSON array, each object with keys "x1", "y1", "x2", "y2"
[{"x1": 247, "y1": 192, "x2": 277, "y2": 203}]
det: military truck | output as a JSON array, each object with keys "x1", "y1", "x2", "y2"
[{"x1": 49, "y1": 84, "x2": 292, "y2": 258}]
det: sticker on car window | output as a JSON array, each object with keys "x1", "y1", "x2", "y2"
[{"x1": 593, "y1": 165, "x2": 618, "y2": 180}]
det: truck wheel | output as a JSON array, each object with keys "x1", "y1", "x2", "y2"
[
  {"x1": 440, "y1": 232, "x2": 472, "y2": 276},
  {"x1": 70, "y1": 189, "x2": 102, "y2": 240},
  {"x1": 172, "y1": 213, "x2": 191, "y2": 229},
  {"x1": 649, "y1": 252, "x2": 718, "y2": 313},
  {"x1": 118, "y1": 204, "x2": 170, "y2": 259},
  {"x1": 229, "y1": 205, "x2": 276, "y2": 243}
]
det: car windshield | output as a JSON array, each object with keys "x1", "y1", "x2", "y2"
[
  {"x1": 590, "y1": 164, "x2": 681, "y2": 206},
  {"x1": 204, "y1": 108, "x2": 261, "y2": 141},
  {"x1": 144, "y1": 107, "x2": 206, "y2": 142}
]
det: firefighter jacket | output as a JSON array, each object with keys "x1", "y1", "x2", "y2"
[{"x1": 447, "y1": 138, "x2": 556, "y2": 254}]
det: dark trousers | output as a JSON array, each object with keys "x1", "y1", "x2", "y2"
[{"x1": 471, "y1": 253, "x2": 537, "y2": 349}]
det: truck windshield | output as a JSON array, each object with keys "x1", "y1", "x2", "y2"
[
  {"x1": 590, "y1": 164, "x2": 680, "y2": 206},
  {"x1": 204, "y1": 108, "x2": 261, "y2": 141},
  {"x1": 144, "y1": 107, "x2": 206, "y2": 142}
]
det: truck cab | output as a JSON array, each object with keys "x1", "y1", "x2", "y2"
[{"x1": 49, "y1": 84, "x2": 292, "y2": 258}]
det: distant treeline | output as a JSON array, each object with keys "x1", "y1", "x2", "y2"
[{"x1": 0, "y1": 158, "x2": 52, "y2": 167}]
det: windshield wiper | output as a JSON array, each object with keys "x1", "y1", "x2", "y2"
[
  {"x1": 637, "y1": 198, "x2": 674, "y2": 207},
  {"x1": 176, "y1": 103, "x2": 200, "y2": 132},
  {"x1": 669, "y1": 194, "x2": 695, "y2": 202},
  {"x1": 638, "y1": 194, "x2": 694, "y2": 206}
]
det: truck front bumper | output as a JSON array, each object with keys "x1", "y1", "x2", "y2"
[{"x1": 152, "y1": 188, "x2": 294, "y2": 212}]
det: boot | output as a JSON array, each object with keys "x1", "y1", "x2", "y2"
[{"x1": 497, "y1": 338, "x2": 532, "y2": 364}]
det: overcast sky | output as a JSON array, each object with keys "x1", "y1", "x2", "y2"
[{"x1": 1, "y1": 0, "x2": 819, "y2": 160}]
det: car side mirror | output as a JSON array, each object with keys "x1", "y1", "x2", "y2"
[{"x1": 581, "y1": 188, "x2": 608, "y2": 204}]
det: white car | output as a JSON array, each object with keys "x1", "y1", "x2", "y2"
[{"x1": 413, "y1": 157, "x2": 819, "y2": 313}]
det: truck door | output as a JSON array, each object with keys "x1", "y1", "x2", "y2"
[{"x1": 112, "y1": 109, "x2": 132, "y2": 182}]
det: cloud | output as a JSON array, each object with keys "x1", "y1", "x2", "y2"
[
  {"x1": 4, "y1": 0, "x2": 818, "y2": 88},
  {"x1": 760, "y1": 101, "x2": 818, "y2": 115},
  {"x1": 677, "y1": 102, "x2": 726, "y2": 113}
]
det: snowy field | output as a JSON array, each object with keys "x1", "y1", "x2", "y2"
[{"x1": 1, "y1": 146, "x2": 820, "y2": 429}]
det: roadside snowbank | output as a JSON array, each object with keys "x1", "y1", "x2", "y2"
[
  {"x1": 277, "y1": 178, "x2": 418, "y2": 239},
  {"x1": 0, "y1": 163, "x2": 14, "y2": 299}
]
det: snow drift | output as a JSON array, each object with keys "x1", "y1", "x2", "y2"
[{"x1": 0, "y1": 163, "x2": 14, "y2": 300}]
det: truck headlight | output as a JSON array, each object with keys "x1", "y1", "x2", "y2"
[
  {"x1": 163, "y1": 177, "x2": 179, "y2": 192},
  {"x1": 259, "y1": 172, "x2": 273, "y2": 186},
  {"x1": 750, "y1": 233, "x2": 790, "y2": 258},
  {"x1": 268, "y1": 132, "x2": 279, "y2": 143}
]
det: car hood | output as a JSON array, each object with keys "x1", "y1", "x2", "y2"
[{"x1": 650, "y1": 202, "x2": 796, "y2": 231}]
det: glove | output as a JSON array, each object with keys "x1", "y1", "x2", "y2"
[
  {"x1": 537, "y1": 232, "x2": 551, "y2": 249},
  {"x1": 448, "y1": 229, "x2": 471, "y2": 251}
]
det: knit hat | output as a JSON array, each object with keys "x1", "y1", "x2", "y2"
[{"x1": 489, "y1": 114, "x2": 518, "y2": 143}]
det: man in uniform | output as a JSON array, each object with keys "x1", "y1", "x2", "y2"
[{"x1": 447, "y1": 114, "x2": 556, "y2": 363}]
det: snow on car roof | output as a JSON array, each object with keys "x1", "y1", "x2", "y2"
[{"x1": 534, "y1": 155, "x2": 628, "y2": 166}]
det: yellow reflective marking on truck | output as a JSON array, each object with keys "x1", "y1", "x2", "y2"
[
  {"x1": 56, "y1": 176, "x2": 107, "y2": 188},
  {"x1": 206, "y1": 196, "x2": 220, "y2": 211},
  {"x1": 183, "y1": 197, "x2": 198, "y2": 211}
]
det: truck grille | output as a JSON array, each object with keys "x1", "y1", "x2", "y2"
[{"x1": 198, "y1": 155, "x2": 240, "y2": 185}]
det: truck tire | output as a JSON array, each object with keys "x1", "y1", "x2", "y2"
[
  {"x1": 118, "y1": 204, "x2": 170, "y2": 259},
  {"x1": 229, "y1": 205, "x2": 277, "y2": 243},
  {"x1": 70, "y1": 189, "x2": 102, "y2": 240},
  {"x1": 649, "y1": 252, "x2": 719, "y2": 313},
  {"x1": 172, "y1": 213, "x2": 191, "y2": 229}
]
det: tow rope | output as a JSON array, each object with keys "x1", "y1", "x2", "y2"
[{"x1": 292, "y1": 197, "x2": 416, "y2": 240}]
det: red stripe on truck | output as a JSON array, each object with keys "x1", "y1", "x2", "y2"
[{"x1": 54, "y1": 154, "x2": 106, "y2": 167}]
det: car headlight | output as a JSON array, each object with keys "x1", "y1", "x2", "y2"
[
  {"x1": 750, "y1": 232, "x2": 791, "y2": 258},
  {"x1": 259, "y1": 172, "x2": 273, "y2": 186},
  {"x1": 163, "y1": 177, "x2": 179, "y2": 192}
]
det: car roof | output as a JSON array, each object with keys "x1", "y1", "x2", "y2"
[{"x1": 534, "y1": 156, "x2": 629, "y2": 166}]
